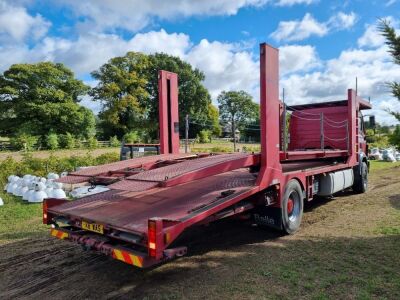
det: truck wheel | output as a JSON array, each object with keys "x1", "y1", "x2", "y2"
[
  {"x1": 353, "y1": 161, "x2": 368, "y2": 193},
  {"x1": 282, "y1": 180, "x2": 304, "y2": 234}
]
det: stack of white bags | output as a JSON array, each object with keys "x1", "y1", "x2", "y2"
[
  {"x1": 3, "y1": 171, "x2": 110, "y2": 205},
  {"x1": 4, "y1": 173, "x2": 66, "y2": 203}
]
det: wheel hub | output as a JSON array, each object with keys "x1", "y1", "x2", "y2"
[{"x1": 287, "y1": 198, "x2": 294, "y2": 215}]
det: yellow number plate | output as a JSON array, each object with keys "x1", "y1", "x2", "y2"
[{"x1": 81, "y1": 221, "x2": 104, "y2": 234}]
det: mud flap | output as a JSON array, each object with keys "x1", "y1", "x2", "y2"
[{"x1": 253, "y1": 206, "x2": 283, "y2": 230}]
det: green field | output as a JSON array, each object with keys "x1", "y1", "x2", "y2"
[{"x1": 369, "y1": 160, "x2": 400, "y2": 171}]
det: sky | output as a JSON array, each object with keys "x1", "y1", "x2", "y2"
[{"x1": 0, "y1": 0, "x2": 400, "y2": 125}]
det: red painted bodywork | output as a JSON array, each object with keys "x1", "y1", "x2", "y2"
[
  {"x1": 158, "y1": 70, "x2": 180, "y2": 154},
  {"x1": 289, "y1": 106, "x2": 348, "y2": 150},
  {"x1": 46, "y1": 43, "x2": 371, "y2": 268}
]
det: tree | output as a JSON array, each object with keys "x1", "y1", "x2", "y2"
[
  {"x1": 146, "y1": 53, "x2": 214, "y2": 135},
  {"x1": 0, "y1": 62, "x2": 94, "y2": 138},
  {"x1": 207, "y1": 103, "x2": 222, "y2": 137},
  {"x1": 90, "y1": 53, "x2": 150, "y2": 138},
  {"x1": 389, "y1": 125, "x2": 400, "y2": 148},
  {"x1": 217, "y1": 90, "x2": 259, "y2": 137},
  {"x1": 379, "y1": 19, "x2": 400, "y2": 121},
  {"x1": 91, "y1": 52, "x2": 217, "y2": 139}
]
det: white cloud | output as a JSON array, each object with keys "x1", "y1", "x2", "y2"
[
  {"x1": 43, "y1": 0, "x2": 319, "y2": 34},
  {"x1": 186, "y1": 39, "x2": 259, "y2": 99},
  {"x1": 270, "y1": 13, "x2": 327, "y2": 42},
  {"x1": 0, "y1": 0, "x2": 50, "y2": 43},
  {"x1": 2, "y1": 25, "x2": 399, "y2": 125},
  {"x1": 0, "y1": 45, "x2": 29, "y2": 70},
  {"x1": 129, "y1": 30, "x2": 191, "y2": 57},
  {"x1": 281, "y1": 45, "x2": 400, "y2": 124},
  {"x1": 328, "y1": 12, "x2": 357, "y2": 30},
  {"x1": 357, "y1": 24, "x2": 386, "y2": 48},
  {"x1": 1, "y1": 29, "x2": 191, "y2": 75},
  {"x1": 270, "y1": 12, "x2": 357, "y2": 42},
  {"x1": 57, "y1": 0, "x2": 268, "y2": 33},
  {"x1": 0, "y1": 28, "x2": 259, "y2": 102},
  {"x1": 0, "y1": 1, "x2": 398, "y2": 125},
  {"x1": 275, "y1": 0, "x2": 317, "y2": 6},
  {"x1": 279, "y1": 45, "x2": 321, "y2": 75},
  {"x1": 358, "y1": 17, "x2": 399, "y2": 49}
]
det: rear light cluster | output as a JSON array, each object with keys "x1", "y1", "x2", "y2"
[
  {"x1": 43, "y1": 200, "x2": 49, "y2": 224},
  {"x1": 42, "y1": 199, "x2": 68, "y2": 225},
  {"x1": 148, "y1": 220, "x2": 157, "y2": 257}
]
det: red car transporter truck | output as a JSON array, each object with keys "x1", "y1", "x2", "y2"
[{"x1": 44, "y1": 43, "x2": 371, "y2": 268}]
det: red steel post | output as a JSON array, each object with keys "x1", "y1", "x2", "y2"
[
  {"x1": 347, "y1": 89, "x2": 357, "y2": 165},
  {"x1": 158, "y1": 70, "x2": 180, "y2": 154},
  {"x1": 256, "y1": 43, "x2": 282, "y2": 190}
]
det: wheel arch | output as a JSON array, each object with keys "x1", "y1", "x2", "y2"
[
  {"x1": 285, "y1": 177, "x2": 306, "y2": 200},
  {"x1": 359, "y1": 151, "x2": 369, "y2": 172}
]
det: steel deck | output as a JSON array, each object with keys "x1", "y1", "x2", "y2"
[
  {"x1": 126, "y1": 153, "x2": 250, "y2": 182},
  {"x1": 49, "y1": 169, "x2": 256, "y2": 234},
  {"x1": 69, "y1": 153, "x2": 197, "y2": 177},
  {"x1": 56, "y1": 153, "x2": 201, "y2": 184}
]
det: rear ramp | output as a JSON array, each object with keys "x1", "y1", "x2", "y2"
[{"x1": 49, "y1": 169, "x2": 257, "y2": 234}]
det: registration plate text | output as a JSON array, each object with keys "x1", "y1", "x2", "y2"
[{"x1": 81, "y1": 221, "x2": 104, "y2": 234}]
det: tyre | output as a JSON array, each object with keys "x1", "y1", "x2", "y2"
[
  {"x1": 282, "y1": 180, "x2": 304, "y2": 234},
  {"x1": 353, "y1": 161, "x2": 368, "y2": 193}
]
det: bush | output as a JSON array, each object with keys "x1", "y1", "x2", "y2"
[
  {"x1": 59, "y1": 133, "x2": 76, "y2": 149},
  {"x1": 211, "y1": 146, "x2": 231, "y2": 152},
  {"x1": 94, "y1": 152, "x2": 120, "y2": 164},
  {"x1": 123, "y1": 131, "x2": 140, "y2": 144},
  {"x1": 74, "y1": 139, "x2": 84, "y2": 149},
  {"x1": 389, "y1": 125, "x2": 400, "y2": 148},
  {"x1": 86, "y1": 136, "x2": 98, "y2": 149},
  {"x1": 109, "y1": 135, "x2": 120, "y2": 147},
  {"x1": 45, "y1": 133, "x2": 59, "y2": 150},
  {"x1": 10, "y1": 134, "x2": 38, "y2": 151},
  {"x1": 198, "y1": 130, "x2": 211, "y2": 143},
  {"x1": 242, "y1": 145, "x2": 261, "y2": 153}
]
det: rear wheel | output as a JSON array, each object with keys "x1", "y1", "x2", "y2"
[
  {"x1": 282, "y1": 180, "x2": 304, "y2": 234},
  {"x1": 353, "y1": 161, "x2": 368, "y2": 193}
]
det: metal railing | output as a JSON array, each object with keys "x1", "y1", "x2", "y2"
[{"x1": 283, "y1": 104, "x2": 350, "y2": 152}]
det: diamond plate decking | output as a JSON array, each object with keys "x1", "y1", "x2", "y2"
[
  {"x1": 126, "y1": 153, "x2": 252, "y2": 182},
  {"x1": 70, "y1": 153, "x2": 196, "y2": 177},
  {"x1": 107, "y1": 180, "x2": 159, "y2": 192},
  {"x1": 56, "y1": 175, "x2": 90, "y2": 184},
  {"x1": 49, "y1": 170, "x2": 256, "y2": 234}
]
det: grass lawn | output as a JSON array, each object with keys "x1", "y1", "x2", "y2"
[
  {"x1": 369, "y1": 160, "x2": 400, "y2": 171},
  {"x1": 0, "y1": 192, "x2": 47, "y2": 242},
  {"x1": 190, "y1": 142, "x2": 260, "y2": 153}
]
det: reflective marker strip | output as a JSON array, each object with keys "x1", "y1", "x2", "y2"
[
  {"x1": 50, "y1": 229, "x2": 69, "y2": 240},
  {"x1": 112, "y1": 249, "x2": 143, "y2": 268},
  {"x1": 50, "y1": 229, "x2": 143, "y2": 267}
]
